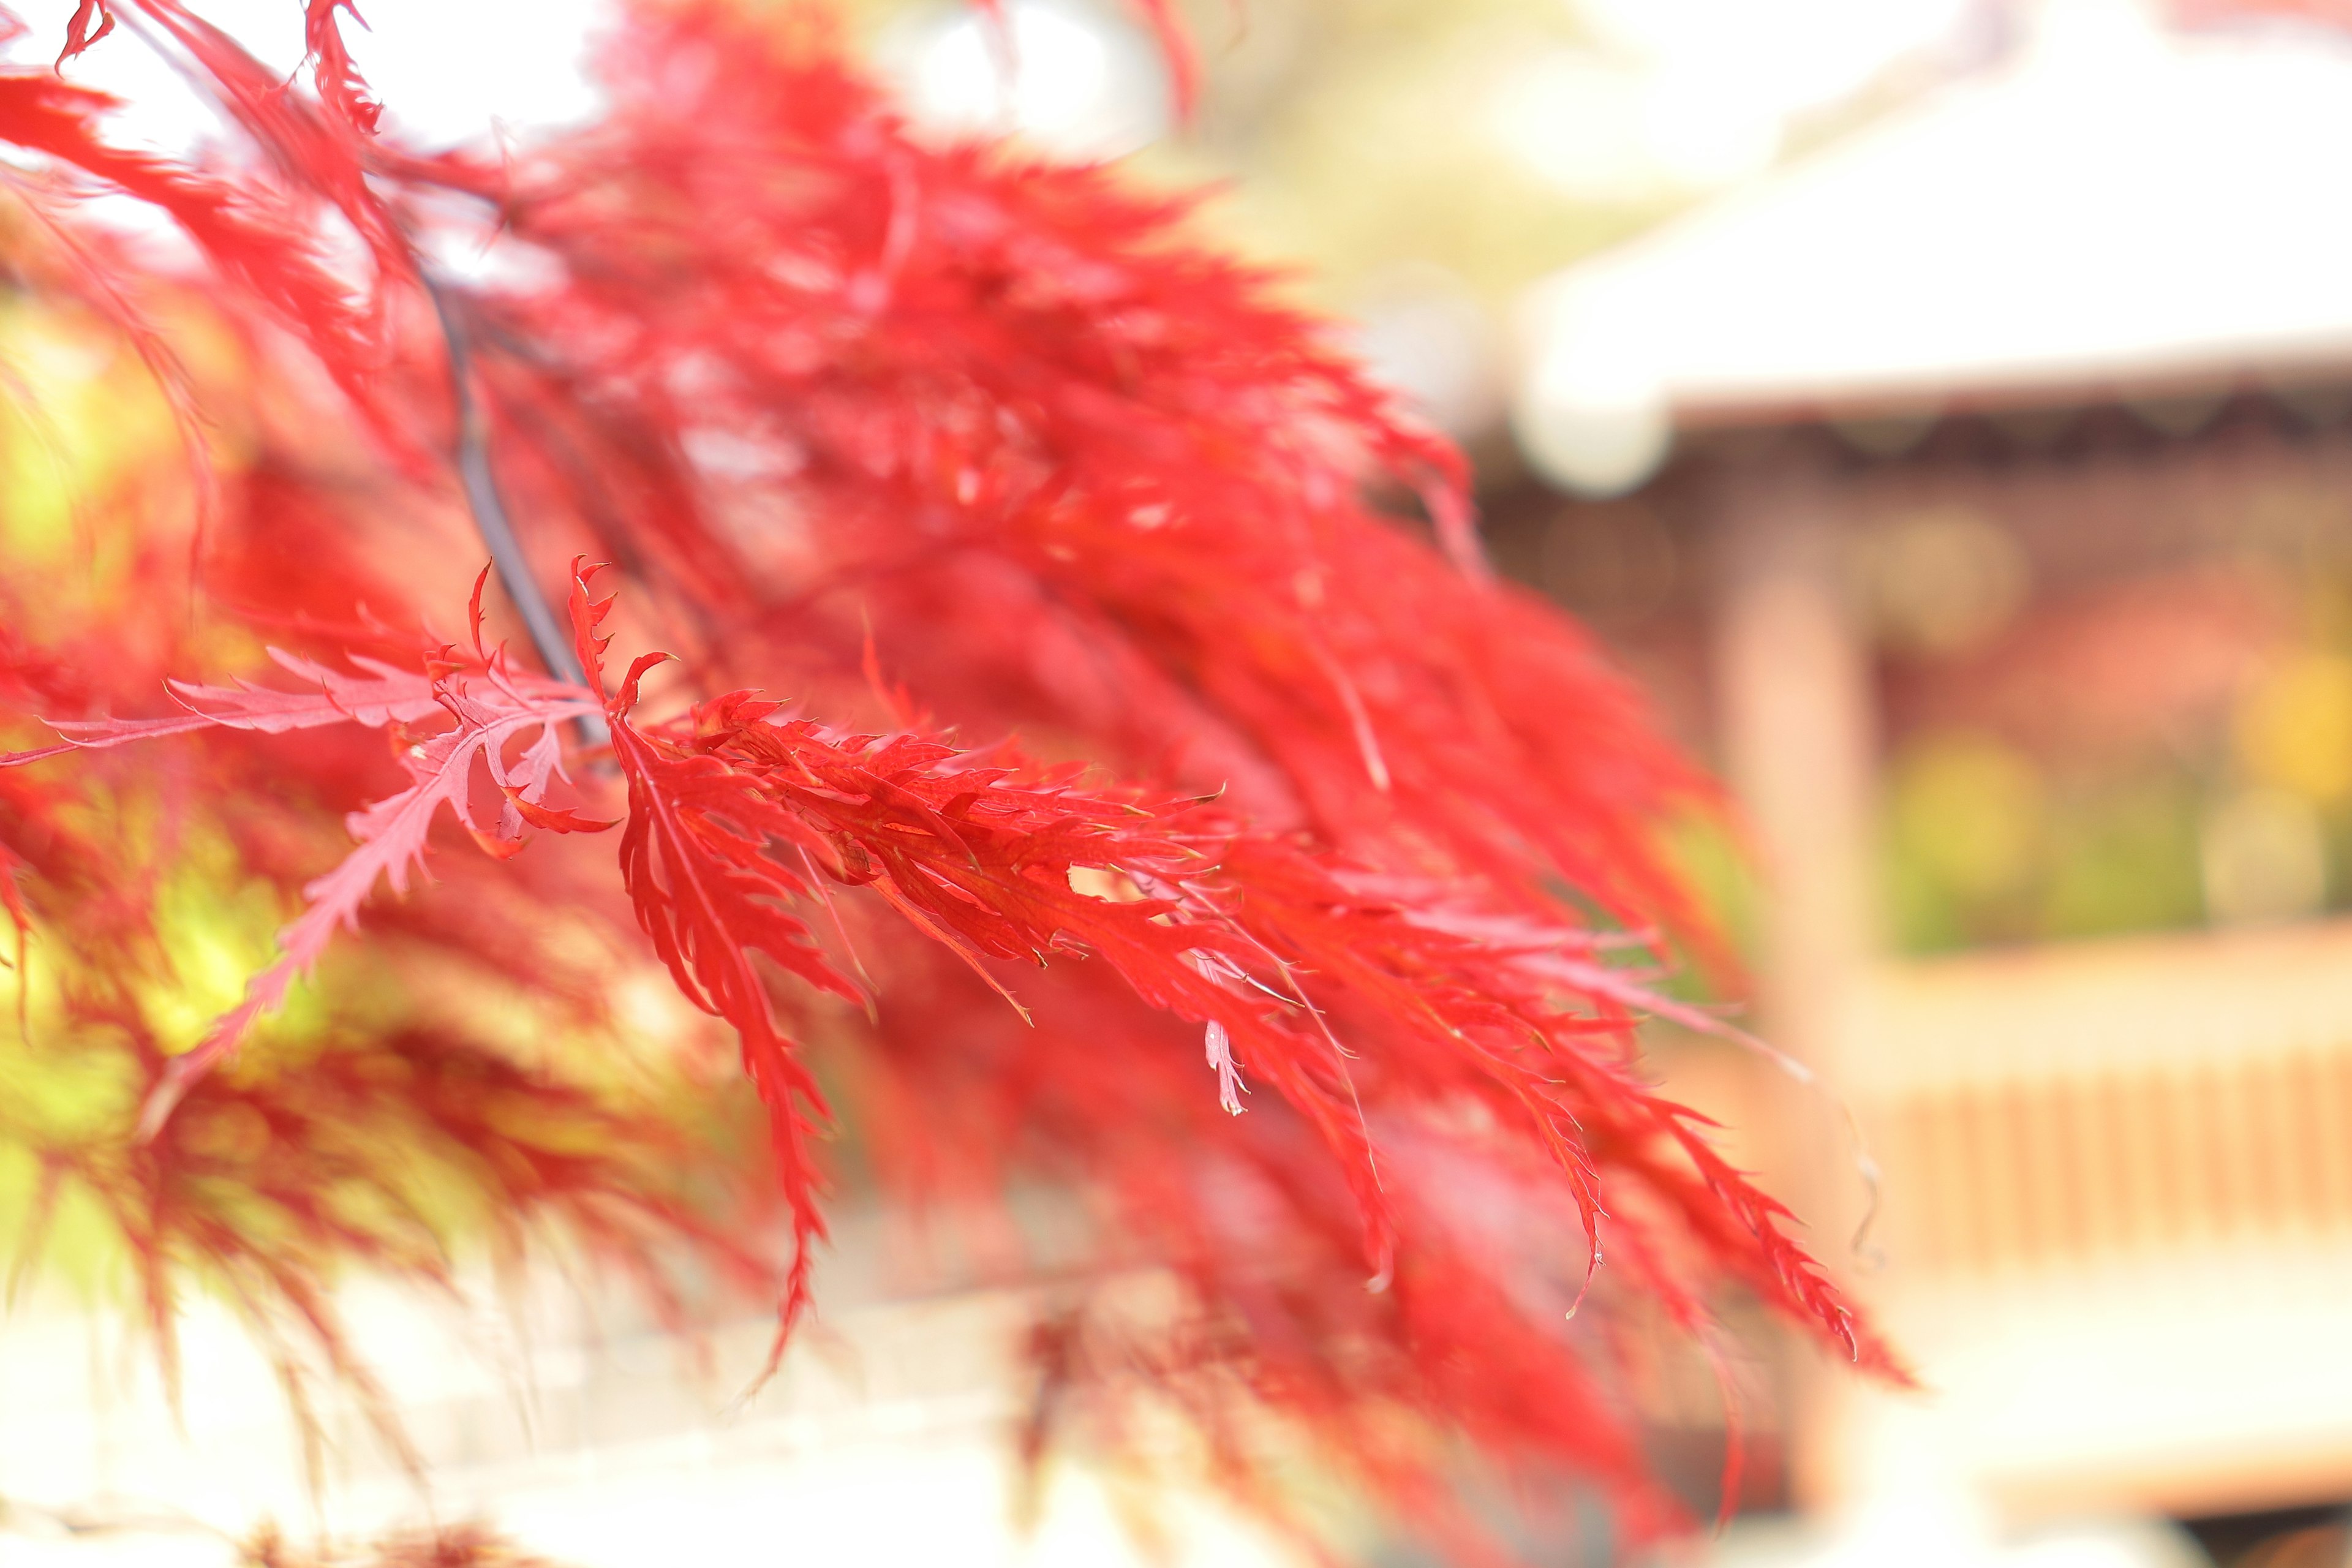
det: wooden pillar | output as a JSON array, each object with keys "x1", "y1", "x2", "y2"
[
  {"x1": 1710, "y1": 441, "x2": 1879, "y2": 1067},
  {"x1": 1704, "y1": 437, "x2": 1885, "y2": 1506}
]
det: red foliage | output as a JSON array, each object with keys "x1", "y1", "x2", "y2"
[
  {"x1": 41, "y1": 595, "x2": 609, "y2": 1134},
  {"x1": 0, "y1": 1, "x2": 1894, "y2": 1555}
]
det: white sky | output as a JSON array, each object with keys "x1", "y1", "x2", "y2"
[
  {"x1": 0, "y1": 0, "x2": 1983, "y2": 189},
  {"x1": 880, "y1": 0, "x2": 1171, "y2": 160},
  {"x1": 5, "y1": 0, "x2": 609, "y2": 154}
]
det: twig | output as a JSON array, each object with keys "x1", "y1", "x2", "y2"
[{"x1": 421, "y1": 273, "x2": 608, "y2": 749}]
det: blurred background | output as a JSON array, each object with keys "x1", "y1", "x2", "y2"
[{"x1": 12, "y1": 0, "x2": 2352, "y2": 1563}]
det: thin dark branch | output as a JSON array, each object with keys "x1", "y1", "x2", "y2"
[{"x1": 422, "y1": 273, "x2": 609, "y2": 748}]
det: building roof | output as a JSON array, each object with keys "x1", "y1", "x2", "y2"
[{"x1": 1512, "y1": 4, "x2": 2352, "y2": 492}]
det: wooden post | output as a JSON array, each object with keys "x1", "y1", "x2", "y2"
[{"x1": 1705, "y1": 437, "x2": 1884, "y2": 1506}]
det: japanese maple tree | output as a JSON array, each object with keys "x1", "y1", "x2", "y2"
[{"x1": 0, "y1": 1, "x2": 1895, "y2": 1557}]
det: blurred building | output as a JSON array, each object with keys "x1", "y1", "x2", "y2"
[{"x1": 1508, "y1": 1, "x2": 2352, "y2": 1558}]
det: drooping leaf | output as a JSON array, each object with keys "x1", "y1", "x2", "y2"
[{"x1": 18, "y1": 641, "x2": 607, "y2": 1134}]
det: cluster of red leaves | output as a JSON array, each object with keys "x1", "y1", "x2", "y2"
[
  {"x1": 42, "y1": 586, "x2": 608, "y2": 1137},
  {"x1": 0, "y1": 553, "x2": 769, "y2": 1494},
  {"x1": 0, "y1": 0, "x2": 1896, "y2": 1556}
]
